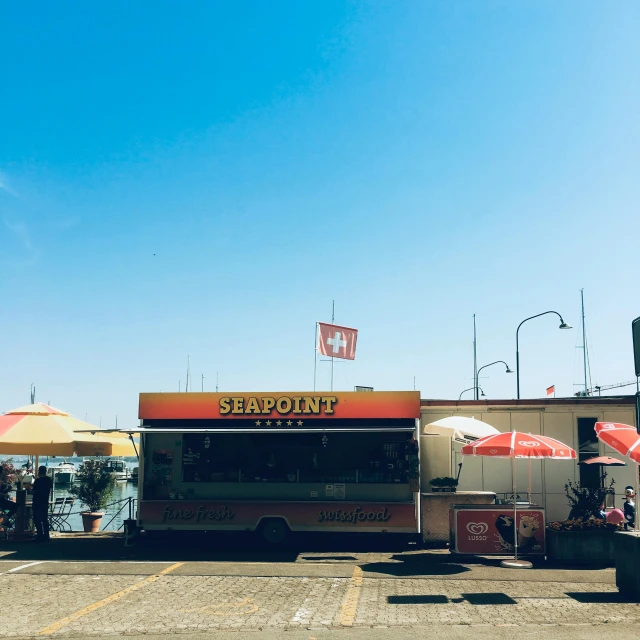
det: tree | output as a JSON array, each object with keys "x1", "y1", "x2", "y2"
[{"x1": 70, "y1": 460, "x2": 116, "y2": 513}]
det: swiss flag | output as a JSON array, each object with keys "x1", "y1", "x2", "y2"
[{"x1": 318, "y1": 322, "x2": 358, "y2": 360}]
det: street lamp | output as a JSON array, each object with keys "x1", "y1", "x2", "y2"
[
  {"x1": 459, "y1": 386, "x2": 485, "y2": 401},
  {"x1": 474, "y1": 361, "x2": 513, "y2": 398},
  {"x1": 516, "y1": 311, "x2": 572, "y2": 399}
]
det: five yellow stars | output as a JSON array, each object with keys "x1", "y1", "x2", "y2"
[{"x1": 254, "y1": 419, "x2": 302, "y2": 427}]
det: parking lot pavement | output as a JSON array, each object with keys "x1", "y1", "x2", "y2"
[{"x1": 0, "y1": 553, "x2": 637, "y2": 638}]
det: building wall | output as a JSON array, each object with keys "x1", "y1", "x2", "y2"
[{"x1": 420, "y1": 398, "x2": 637, "y2": 522}]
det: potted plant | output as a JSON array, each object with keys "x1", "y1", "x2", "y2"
[
  {"x1": 429, "y1": 476, "x2": 459, "y2": 493},
  {"x1": 69, "y1": 460, "x2": 116, "y2": 532},
  {"x1": 546, "y1": 478, "x2": 620, "y2": 563}
]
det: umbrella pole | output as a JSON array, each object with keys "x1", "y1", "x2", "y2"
[
  {"x1": 513, "y1": 456, "x2": 518, "y2": 562},
  {"x1": 635, "y1": 390, "x2": 640, "y2": 531},
  {"x1": 500, "y1": 455, "x2": 533, "y2": 569},
  {"x1": 528, "y1": 459, "x2": 532, "y2": 504},
  {"x1": 633, "y1": 464, "x2": 640, "y2": 533}
]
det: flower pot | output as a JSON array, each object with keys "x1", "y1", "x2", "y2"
[
  {"x1": 430, "y1": 486, "x2": 456, "y2": 493},
  {"x1": 81, "y1": 512, "x2": 104, "y2": 533}
]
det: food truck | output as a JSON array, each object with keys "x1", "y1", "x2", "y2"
[{"x1": 134, "y1": 391, "x2": 421, "y2": 543}]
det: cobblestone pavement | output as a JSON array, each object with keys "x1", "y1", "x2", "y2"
[{"x1": 0, "y1": 555, "x2": 638, "y2": 638}]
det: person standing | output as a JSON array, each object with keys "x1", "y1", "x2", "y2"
[
  {"x1": 623, "y1": 486, "x2": 636, "y2": 531},
  {"x1": 32, "y1": 466, "x2": 53, "y2": 541}
]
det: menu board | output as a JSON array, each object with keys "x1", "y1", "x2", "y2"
[{"x1": 151, "y1": 449, "x2": 173, "y2": 486}]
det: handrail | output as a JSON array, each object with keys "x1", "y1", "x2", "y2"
[{"x1": 101, "y1": 497, "x2": 136, "y2": 531}]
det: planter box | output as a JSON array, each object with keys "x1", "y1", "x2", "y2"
[
  {"x1": 615, "y1": 531, "x2": 640, "y2": 598},
  {"x1": 430, "y1": 487, "x2": 456, "y2": 493},
  {"x1": 547, "y1": 529, "x2": 616, "y2": 564}
]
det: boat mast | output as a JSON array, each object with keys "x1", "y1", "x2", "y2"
[{"x1": 581, "y1": 289, "x2": 588, "y2": 395}]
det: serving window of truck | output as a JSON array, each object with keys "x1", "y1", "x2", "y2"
[{"x1": 136, "y1": 391, "x2": 421, "y2": 542}]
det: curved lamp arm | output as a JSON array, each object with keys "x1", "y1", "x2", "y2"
[
  {"x1": 459, "y1": 386, "x2": 485, "y2": 401},
  {"x1": 516, "y1": 311, "x2": 571, "y2": 399},
  {"x1": 477, "y1": 360, "x2": 513, "y2": 379}
]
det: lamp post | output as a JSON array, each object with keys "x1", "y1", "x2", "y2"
[
  {"x1": 459, "y1": 386, "x2": 485, "y2": 401},
  {"x1": 516, "y1": 311, "x2": 572, "y2": 399},
  {"x1": 474, "y1": 361, "x2": 513, "y2": 398}
]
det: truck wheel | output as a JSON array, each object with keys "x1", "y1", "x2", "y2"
[{"x1": 259, "y1": 518, "x2": 289, "y2": 545}]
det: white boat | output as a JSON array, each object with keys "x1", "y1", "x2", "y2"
[
  {"x1": 102, "y1": 459, "x2": 129, "y2": 482},
  {"x1": 47, "y1": 461, "x2": 76, "y2": 484}
]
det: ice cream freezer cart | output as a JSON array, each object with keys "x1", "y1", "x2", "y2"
[{"x1": 449, "y1": 503, "x2": 546, "y2": 556}]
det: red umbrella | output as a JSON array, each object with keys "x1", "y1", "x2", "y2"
[
  {"x1": 579, "y1": 456, "x2": 626, "y2": 466},
  {"x1": 595, "y1": 422, "x2": 640, "y2": 530},
  {"x1": 461, "y1": 431, "x2": 576, "y2": 460},
  {"x1": 462, "y1": 431, "x2": 576, "y2": 567},
  {"x1": 595, "y1": 423, "x2": 640, "y2": 463}
]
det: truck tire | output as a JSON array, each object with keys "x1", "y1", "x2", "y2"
[{"x1": 259, "y1": 518, "x2": 289, "y2": 545}]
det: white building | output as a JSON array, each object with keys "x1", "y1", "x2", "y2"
[{"x1": 420, "y1": 396, "x2": 638, "y2": 522}]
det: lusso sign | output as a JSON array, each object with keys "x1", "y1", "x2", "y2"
[{"x1": 466, "y1": 521, "x2": 489, "y2": 540}]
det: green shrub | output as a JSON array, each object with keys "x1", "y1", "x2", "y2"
[
  {"x1": 69, "y1": 460, "x2": 116, "y2": 513},
  {"x1": 564, "y1": 476, "x2": 614, "y2": 520}
]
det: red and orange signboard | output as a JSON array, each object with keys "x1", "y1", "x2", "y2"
[
  {"x1": 139, "y1": 500, "x2": 417, "y2": 531},
  {"x1": 139, "y1": 391, "x2": 420, "y2": 421}
]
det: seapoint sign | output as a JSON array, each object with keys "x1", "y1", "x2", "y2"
[
  {"x1": 220, "y1": 395, "x2": 337, "y2": 415},
  {"x1": 138, "y1": 391, "x2": 421, "y2": 421}
]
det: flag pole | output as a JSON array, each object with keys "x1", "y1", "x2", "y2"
[
  {"x1": 330, "y1": 300, "x2": 335, "y2": 392},
  {"x1": 313, "y1": 322, "x2": 318, "y2": 391}
]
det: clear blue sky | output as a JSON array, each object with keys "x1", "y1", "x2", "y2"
[{"x1": 1, "y1": 1, "x2": 639, "y2": 426}]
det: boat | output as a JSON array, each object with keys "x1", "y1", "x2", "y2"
[
  {"x1": 128, "y1": 466, "x2": 139, "y2": 483},
  {"x1": 46, "y1": 460, "x2": 76, "y2": 484},
  {"x1": 102, "y1": 459, "x2": 129, "y2": 482}
]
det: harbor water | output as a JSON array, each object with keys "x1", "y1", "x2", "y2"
[{"x1": 5, "y1": 456, "x2": 138, "y2": 532}]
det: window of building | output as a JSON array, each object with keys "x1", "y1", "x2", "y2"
[
  {"x1": 577, "y1": 417, "x2": 600, "y2": 489},
  {"x1": 181, "y1": 431, "x2": 417, "y2": 484}
]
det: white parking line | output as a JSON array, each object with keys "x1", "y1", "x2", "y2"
[{"x1": 6, "y1": 561, "x2": 45, "y2": 573}]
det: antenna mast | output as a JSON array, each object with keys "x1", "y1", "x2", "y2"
[
  {"x1": 581, "y1": 289, "x2": 588, "y2": 395},
  {"x1": 473, "y1": 314, "x2": 478, "y2": 400}
]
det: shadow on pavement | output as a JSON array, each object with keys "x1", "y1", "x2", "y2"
[
  {"x1": 566, "y1": 591, "x2": 640, "y2": 604},
  {"x1": 388, "y1": 595, "x2": 449, "y2": 604},
  {"x1": 461, "y1": 592, "x2": 517, "y2": 605},
  {"x1": 387, "y1": 593, "x2": 517, "y2": 605},
  {"x1": 361, "y1": 553, "x2": 471, "y2": 576},
  {"x1": 0, "y1": 530, "x2": 421, "y2": 563}
]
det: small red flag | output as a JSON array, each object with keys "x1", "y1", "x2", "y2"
[
  {"x1": 546, "y1": 385, "x2": 555, "y2": 397},
  {"x1": 318, "y1": 322, "x2": 358, "y2": 360}
]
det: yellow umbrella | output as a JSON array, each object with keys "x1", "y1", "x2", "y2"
[{"x1": 0, "y1": 403, "x2": 138, "y2": 457}]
